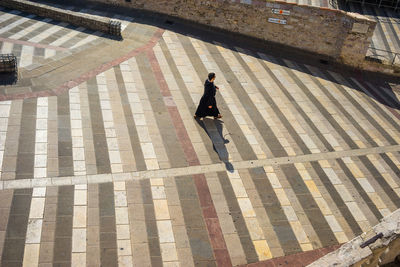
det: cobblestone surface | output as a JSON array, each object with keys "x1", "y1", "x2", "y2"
[{"x1": 0, "y1": 5, "x2": 399, "y2": 267}]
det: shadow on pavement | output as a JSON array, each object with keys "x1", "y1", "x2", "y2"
[
  {"x1": 194, "y1": 117, "x2": 234, "y2": 173},
  {"x1": 21, "y1": 0, "x2": 400, "y2": 110},
  {"x1": 0, "y1": 72, "x2": 18, "y2": 85},
  {"x1": 35, "y1": 0, "x2": 400, "y2": 110}
]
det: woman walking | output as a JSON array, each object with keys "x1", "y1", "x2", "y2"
[{"x1": 194, "y1": 72, "x2": 222, "y2": 119}]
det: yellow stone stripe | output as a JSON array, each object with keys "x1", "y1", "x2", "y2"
[
  {"x1": 150, "y1": 178, "x2": 179, "y2": 265},
  {"x1": 22, "y1": 187, "x2": 46, "y2": 267},
  {"x1": 22, "y1": 97, "x2": 49, "y2": 266},
  {"x1": 33, "y1": 97, "x2": 48, "y2": 178},
  {"x1": 123, "y1": 58, "x2": 160, "y2": 170},
  {"x1": 78, "y1": 82, "x2": 97, "y2": 175},
  {"x1": 114, "y1": 181, "x2": 133, "y2": 266},
  {"x1": 69, "y1": 87, "x2": 86, "y2": 176},
  {"x1": 230, "y1": 170, "x2": 273, "y2": 260},
  {"x1": 129, "y1": 57, "x2": 170, "y2": 170},
  {"x1": 97, "y1": 72, "x2": 123, "y2": 173},
  {"x1": 105, "y1": 67, "x2": 137, "y2": 172},
  {"x1": 71, "y1": 184, "x2": 87, "y2": 267}
]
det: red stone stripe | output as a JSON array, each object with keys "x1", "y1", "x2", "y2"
[
  {"x1": 0, "y1": 37, "x2": 68, "y2": 51},
  {"x1": 240, "y1": 244, "x2": 342, "y2": 267},
  {"x1": 0, "y1": 29, "x2": 165, "y2": 101},
  {"x1": 146, "y1": 48, "x2": 232, "y2": 267}
]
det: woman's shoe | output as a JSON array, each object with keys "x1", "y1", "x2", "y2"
[{"x1": 214, "y1": 114, "x2": 222, "y2": 119}]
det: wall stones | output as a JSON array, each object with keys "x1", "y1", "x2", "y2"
[
  {"x1": 0, "y1": 0, "x2": 376, "y2": 66},
  {"x1": 87, "y1": 0, "x2": 375, "y2": 66}
]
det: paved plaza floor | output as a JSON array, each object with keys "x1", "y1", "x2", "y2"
[{"x1": 0, "y1": 5, "x2": 399, "y2": 267}]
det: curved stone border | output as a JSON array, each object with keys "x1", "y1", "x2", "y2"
[
  {"x1": 307, "y1": 209, "x2": 400, "y2": 266},
  {"x1": 0, "y1": 28, "x2": 165, "y2": 101}
]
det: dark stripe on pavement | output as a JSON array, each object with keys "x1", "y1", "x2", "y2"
[
  {"x1": 175, "y1": 175, "x2": 216, "y2": 266},
  {"x1": 87, "y1": 77, "x2": 111, "y2": 174},
  {"x1": 57, "y1": 93, "x2": 74, "y2": 176},
  {"x1": 217, "y1": 171, "x2": 259, "y2": 263},
  {"x1": 141, "y1": 179, "x2": 163, "y2": 266},
  {"x1": 53, "y1": 185, "x2": 74, "y2": 265},
  {"x1": 99, "y1": 182, "x2": 118, "y2": 267}
]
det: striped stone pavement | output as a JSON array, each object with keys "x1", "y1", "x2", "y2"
[{"x1": 0, "y1": 6, "x2": 400, "y2": 267}]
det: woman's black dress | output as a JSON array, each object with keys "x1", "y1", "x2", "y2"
[{"x1": 195, "y1": 79, "x2": 220, "y2": 118}]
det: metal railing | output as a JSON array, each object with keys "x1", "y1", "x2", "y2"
[{"x1": 367, "y1": 46, "x2": 400, "y2": 65}]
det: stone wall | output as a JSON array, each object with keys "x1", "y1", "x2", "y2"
[
  {"x1": 308, "y1": 209, "x2": 400, "y2": 267},
  {"x1": 0, "y1": 0, "x2": 111, "y2": 34},
  {"x1": 0, "y1": 0, "x2": 376, "y2": 66},
  {"x1": 87, "y1": 0, "x2": 376, "y2": 66}
]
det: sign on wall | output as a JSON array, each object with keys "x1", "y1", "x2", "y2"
[
  {"x1": 272, "y1": 9, "x2": 290, "y2": 16},
  {"x1": 268, "y1": 18, "x2": 287, "y2": 24},
  {"x1": 351, "y1": 23, "x2": 369, "y2": 34}
]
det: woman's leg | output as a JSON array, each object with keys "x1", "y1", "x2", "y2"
[{"x1": 213, "y1": 106, "x2": 222, "y2": 119}]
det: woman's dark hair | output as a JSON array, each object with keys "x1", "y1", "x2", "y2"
[{"x1": 208, "y1": 72, "x2": 215, "y2": 80}]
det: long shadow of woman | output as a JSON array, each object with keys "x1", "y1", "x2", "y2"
[{"x1": 194, "y1": 117, "x2": 234, "y2": 172}]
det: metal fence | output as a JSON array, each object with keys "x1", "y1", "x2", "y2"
[{"x1": 367, "y1": 46, "x2": 400, "y2": 65}]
